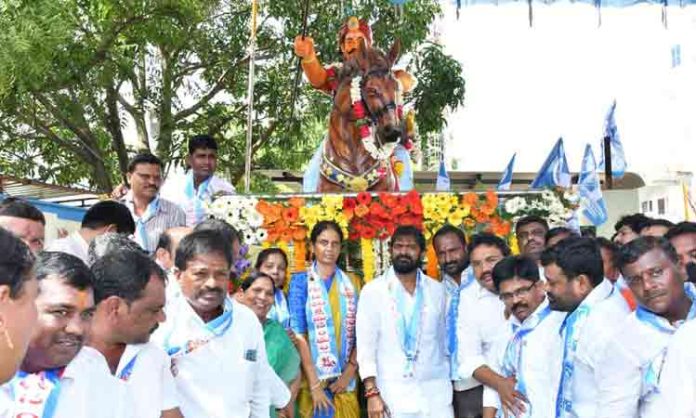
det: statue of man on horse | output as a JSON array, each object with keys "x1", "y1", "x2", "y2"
[{"x1": 294, "y1": 17, "x2": 417, "y2": 192}]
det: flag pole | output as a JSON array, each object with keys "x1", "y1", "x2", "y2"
[
  {"x1": 603, "y1": 135, "x2": 613, "y2": 190},
  {"x1": 244, "y1": 0, "x2": 259, "y2": 193}
]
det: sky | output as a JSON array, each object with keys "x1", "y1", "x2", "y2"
[{"x1": 437, "y1": 1, "x2": 696, "y2": 181}]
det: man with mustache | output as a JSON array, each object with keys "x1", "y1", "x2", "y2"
[
  {"x1": 89, "y1": 249, "x2": 183, "y2": 418},
  {"x1": 151, "y1": 230, "x2": 280, "y2": 417},
  {"x1": 515, "y1": 216, "x2": 549, "y2": 264},
  {"x1": 121, "y1": 153, "x2": 186, "y2": 255},
  {"x1": 357, "y1": 226, "x2": 452, "y2": 418},
  {"x1": 432, "y1": 225, "x2": 476, "y2": 418},
  {"x1": 487, "y1": 256, "x2": 565, "y2": 418},
  {"x1": 456, "y1": 233, "x2": 514, "y2": 418},
  {"x1": 595, "y1": 237, "x2": 696, "y2": 417},
  {"x1": 294, "y1": 16, "x2": 416, "y2": 192},
  {"x1": 160, "y1": 135, "x2": 236, "y2": 227},
  {"x1": 541, "y1": 236, "x2": 630, "y2": 418},
  {"x1": 0, "y1": 252, "x2": 130, "y2": 417}
]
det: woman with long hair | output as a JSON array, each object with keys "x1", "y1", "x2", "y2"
[{"x1": 288, "y1": 221, "x2": 361, "y2": 418}]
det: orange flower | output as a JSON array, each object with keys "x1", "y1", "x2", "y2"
[
  {"x1": 355, "y1": 204, "x2": 369, "y2": 218},
  {"x1": 379, "y1": 192, "x2": 398, "y2": 209},
  {"x1": 288, "y1": 197, "x2": 306, "y2": 208},
  {"x1": 357, "y1": 191, "x2": 372, "y2": 206},
  {"x1": 485, "y1": 189, "x2": 498, "y2": 207},
  {"x1": 463, "y1": 192, "x2": 479, "y2": 206},
  {"x1": 280, "y1": 229, "x2": 294, "y2": 242},
  {"x1": 292, "y1": 227, "x2": 307, "y2": 241},
  {"x1": 463, "y1": 218, "x2": 476, "y2": 229},
  {"x1": 282, "y1": 207, "x2": 299, "y2": 223}
]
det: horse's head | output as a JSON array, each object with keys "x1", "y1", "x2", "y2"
[{"x1": 337, "y1": 40, "x2": 403, "y2": 146}]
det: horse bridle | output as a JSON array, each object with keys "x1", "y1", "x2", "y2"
[{"x1": 358, "y1": 69, "x2": 398, "y2": 125}]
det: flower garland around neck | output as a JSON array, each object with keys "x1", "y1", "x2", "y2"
[{"x1": 350, "y1": 76, "x2": 401, "y2": 163}]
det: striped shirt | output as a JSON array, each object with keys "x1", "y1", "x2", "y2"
[{"x1": 121, "y1": 192, "x2": 186, "y2": 255}]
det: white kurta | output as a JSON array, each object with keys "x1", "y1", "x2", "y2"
[
  {"x1": 116, "y1": 343, "x2": 180, "y2": 418},
  {"x1": 151, "y1": 295, "x2": 274, "y2": 418},
  {"x1": 488, "y1": 299, "x2": 565, "y2": 418},
  {"x1": 0, "y1": 347, "x2": 131, "y2": 418},
  {"x1": 456, "y1": 279, "x2": 508, "y2": 404},
  {"x1": 161, "y1": 174, "x2": 236, "y2": 226},
  {"x1": 644, "y1": 319, "x2": 696, "y2": 418},
  {"x1": 357, "y1": 269, "x2": 453, "y2": 418},
  {"x1": 45, "y1": 231, "x2": 90, "y2": 264},
  {"x1": 561, "y1": 279, "x2": 631, "y2": 418}
]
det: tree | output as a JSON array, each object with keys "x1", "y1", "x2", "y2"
[{"x1": 0, "y1": 0, "x2": 465, "y2": 193}]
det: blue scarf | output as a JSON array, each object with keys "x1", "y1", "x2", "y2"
[
  {"x1": 555, "y1": 283, "x2": 615, "y2": 418},
  {"x1": 133, "y1": 195, "x2": 160, "y2": 252},
  {"x1": 164, "y1": 297, "x2": 234, "y2": 359},
  {"x1": 498, "y1": 302, "x2": 552, "y2": 418},
  {"x1": 6, "y1": 368, "x2": 64, "y2": 418},
  {"x1": 183, "y1": 172, "x2": 212, "y2": 225},
  {"x1": 305, "y1": 263, "x2": 357, "y2": 388},
  {"x1": 446, "y1": 267, "x2": 475, "y2": 380},
  {"x1": 268, "y1": 289, "x2": 291, "y2": 329},
  {"x1": 118, "y1": 353, "x2": 138, "y2": 382},
  {"x1": 636, "y1": 282, "x2": 696, "y2": 400},
  {"x1": 389, "y1": 268, "x2": 425, "y2": 378}
]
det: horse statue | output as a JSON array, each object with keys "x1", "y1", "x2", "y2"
[{"x1": 317, "y1": 40, "x2": 404, "y2": 192}]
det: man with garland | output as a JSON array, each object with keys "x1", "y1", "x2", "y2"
[
  {"x1": 541, "y1": 236, "x2": 630, "y2": 418},
  {"x1": 0, "y1": 252, "x2": 130, "y2": 417},
  {"x1": 357, "y1": 225, "x2": 452, "y2": 418},
  {"x1": 596, "y1": 237, "x2": 696, "y2": 417},
  {"x1": 432, "y1": 224, "x2": 477, "y2": 418},
  {"x1": 487, "y1": 255, "x2": 565, "y2": 418},
  {"x1": 294, "y1": 16, "x2": 416, "y2": 192}
]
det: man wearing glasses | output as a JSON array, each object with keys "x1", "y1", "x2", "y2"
[
  {"x1": 456, "y1": 234, "x2": 517, "y2": 418},
  {"x1": 487, "y1": 256, "x2": 566, "y2": 418}
]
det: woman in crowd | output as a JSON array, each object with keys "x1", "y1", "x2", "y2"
[
  {"x1": 0, "y1": 229, "x2": 39, "y2": 384},
  {"x1": 256, "y1": 248, "x2": 291, "y2": 328},
  {"x1": 288, "y1": 221, "x2": 361, "y2": 418},
  {"x1": 237, "y1": 271, "x2": 301, "y2": 418}
]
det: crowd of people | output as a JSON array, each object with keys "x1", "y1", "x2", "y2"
[{"x1": 1, "y1": 134, "x2": 696, "y2": 418}]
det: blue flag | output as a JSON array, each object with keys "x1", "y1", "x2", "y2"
[
  {"x1": 579, "y1": 144, "x2": 608, "y2": 225},
  {"x1": 436, "y1": 159, "x2": 451, "y2": 192},
  {"x1": 598, "y1": 100, "x2": 627, "y2": 179},
  {"x1": 498, "y1": 153, "x2": 516, "y2": 191},
  {"x1": 531, "y1": 138, "x2": 571, "y2": 189}
]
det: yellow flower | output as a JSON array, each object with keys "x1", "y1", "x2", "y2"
[{"x1": 447, "y1": 213, "x2": 464, "y2": 226}]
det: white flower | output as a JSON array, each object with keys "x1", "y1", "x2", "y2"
[
  {"x1": 255, "y1": 229, "x2": 268, "y2": 243},
  {"x1": 243, "y1": 230, "x2": 255, "y2": 245},
  {"x1": 504, "y1": 197, "x2": 526, "y2": 214},
  {"x1": 246, "y1": 211, "x2": 264, "y2": 228}
]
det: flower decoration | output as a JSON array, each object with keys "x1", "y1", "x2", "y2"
[
  {"x1": 500, "y1": 188, "x2": 579, "y2": 228},
  {"x1": 207, "y1": 196, "x2": 267, "y2": 246}
]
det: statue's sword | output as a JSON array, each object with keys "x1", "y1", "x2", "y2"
[{"x1": 289, "y1": 0, "x2": 311, "y2": 122}]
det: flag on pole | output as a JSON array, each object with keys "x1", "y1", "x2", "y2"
[
  {"x1": 497, "y1": 153, "x2": 516, "y2": 191},
  {"x1": 531, "y1": 138, "x2": 571, "y2": 189},
  {"x1": 436, "y1": 158, "x2": 451, "y2": 192},
  {"x1": 598, "y1": 100, "x2": 627, "y2": 179},
  {"x1": 578, "y1": 144, "x2": 608, "y2": 226}
]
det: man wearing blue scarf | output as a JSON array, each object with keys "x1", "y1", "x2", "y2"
[
  {"x1": 357, "y1": 226, "x2": 452, "y2": 418},
  {"x1": 542, "y1": 237, "x2": 630, "y2": 418},
  {"x1": 597, "y1": 237, "x2": 696, "y2": 417},
  {"x1": 488, "y1": 256, "x2": 565, "y2": 418},
  {"x1": 161, "y1": 135, "x2": 236, "y2": 227},
  {"x1": 432, "y1": 225, "x2": 476, "y2": 418}
]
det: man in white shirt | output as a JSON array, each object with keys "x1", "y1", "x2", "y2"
[
  {"x1": 89, "y1": 248, "x2": 183, "y2": 418},
  {"x1": 644, "y1": 318, "x2": 696, "y2": 417},
  {"x1": 432, "y1": 225, "x2": 476, "y2": 418},
  {"x1": 541, "y1": 236, "x2": 630, "y2": 418},
  {"x1": 596, "y1": 237, "x2": 696, "y2": 418},
  {"x1": 456, "y1": 233, "x2": 517, "y2": 418},
  {"x1": 152, "y1": 229, "x2": 279, "y2": 418},
  {"x1": 0, "y1": 197, "x2": 45, "y2": 253},
  {"x1": 515, "y1": 216, "x2": 549, "y2": 264},
  {"x1": 47, "y1": 200, "x2": 135, "y2": 264},
  {"x1": 0, "y1": 252, "x2": 130, "y2": 418},
  {"x1": 488, "y1": 255, "x2": 565, "y2": 418},
  {"x1": 357, "y1": 225, "x2": 452, "y2": 418},
  {"x1": 160, "y1": 135, "x2": 236, "y2": 226},
  {"x1": 121, "y1": 153, "x2": 186, "y2": 255}
]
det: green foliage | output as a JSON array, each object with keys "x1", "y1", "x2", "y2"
[{"x1": 0, "y1": 0, "x2": 465, "y2": 193}]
